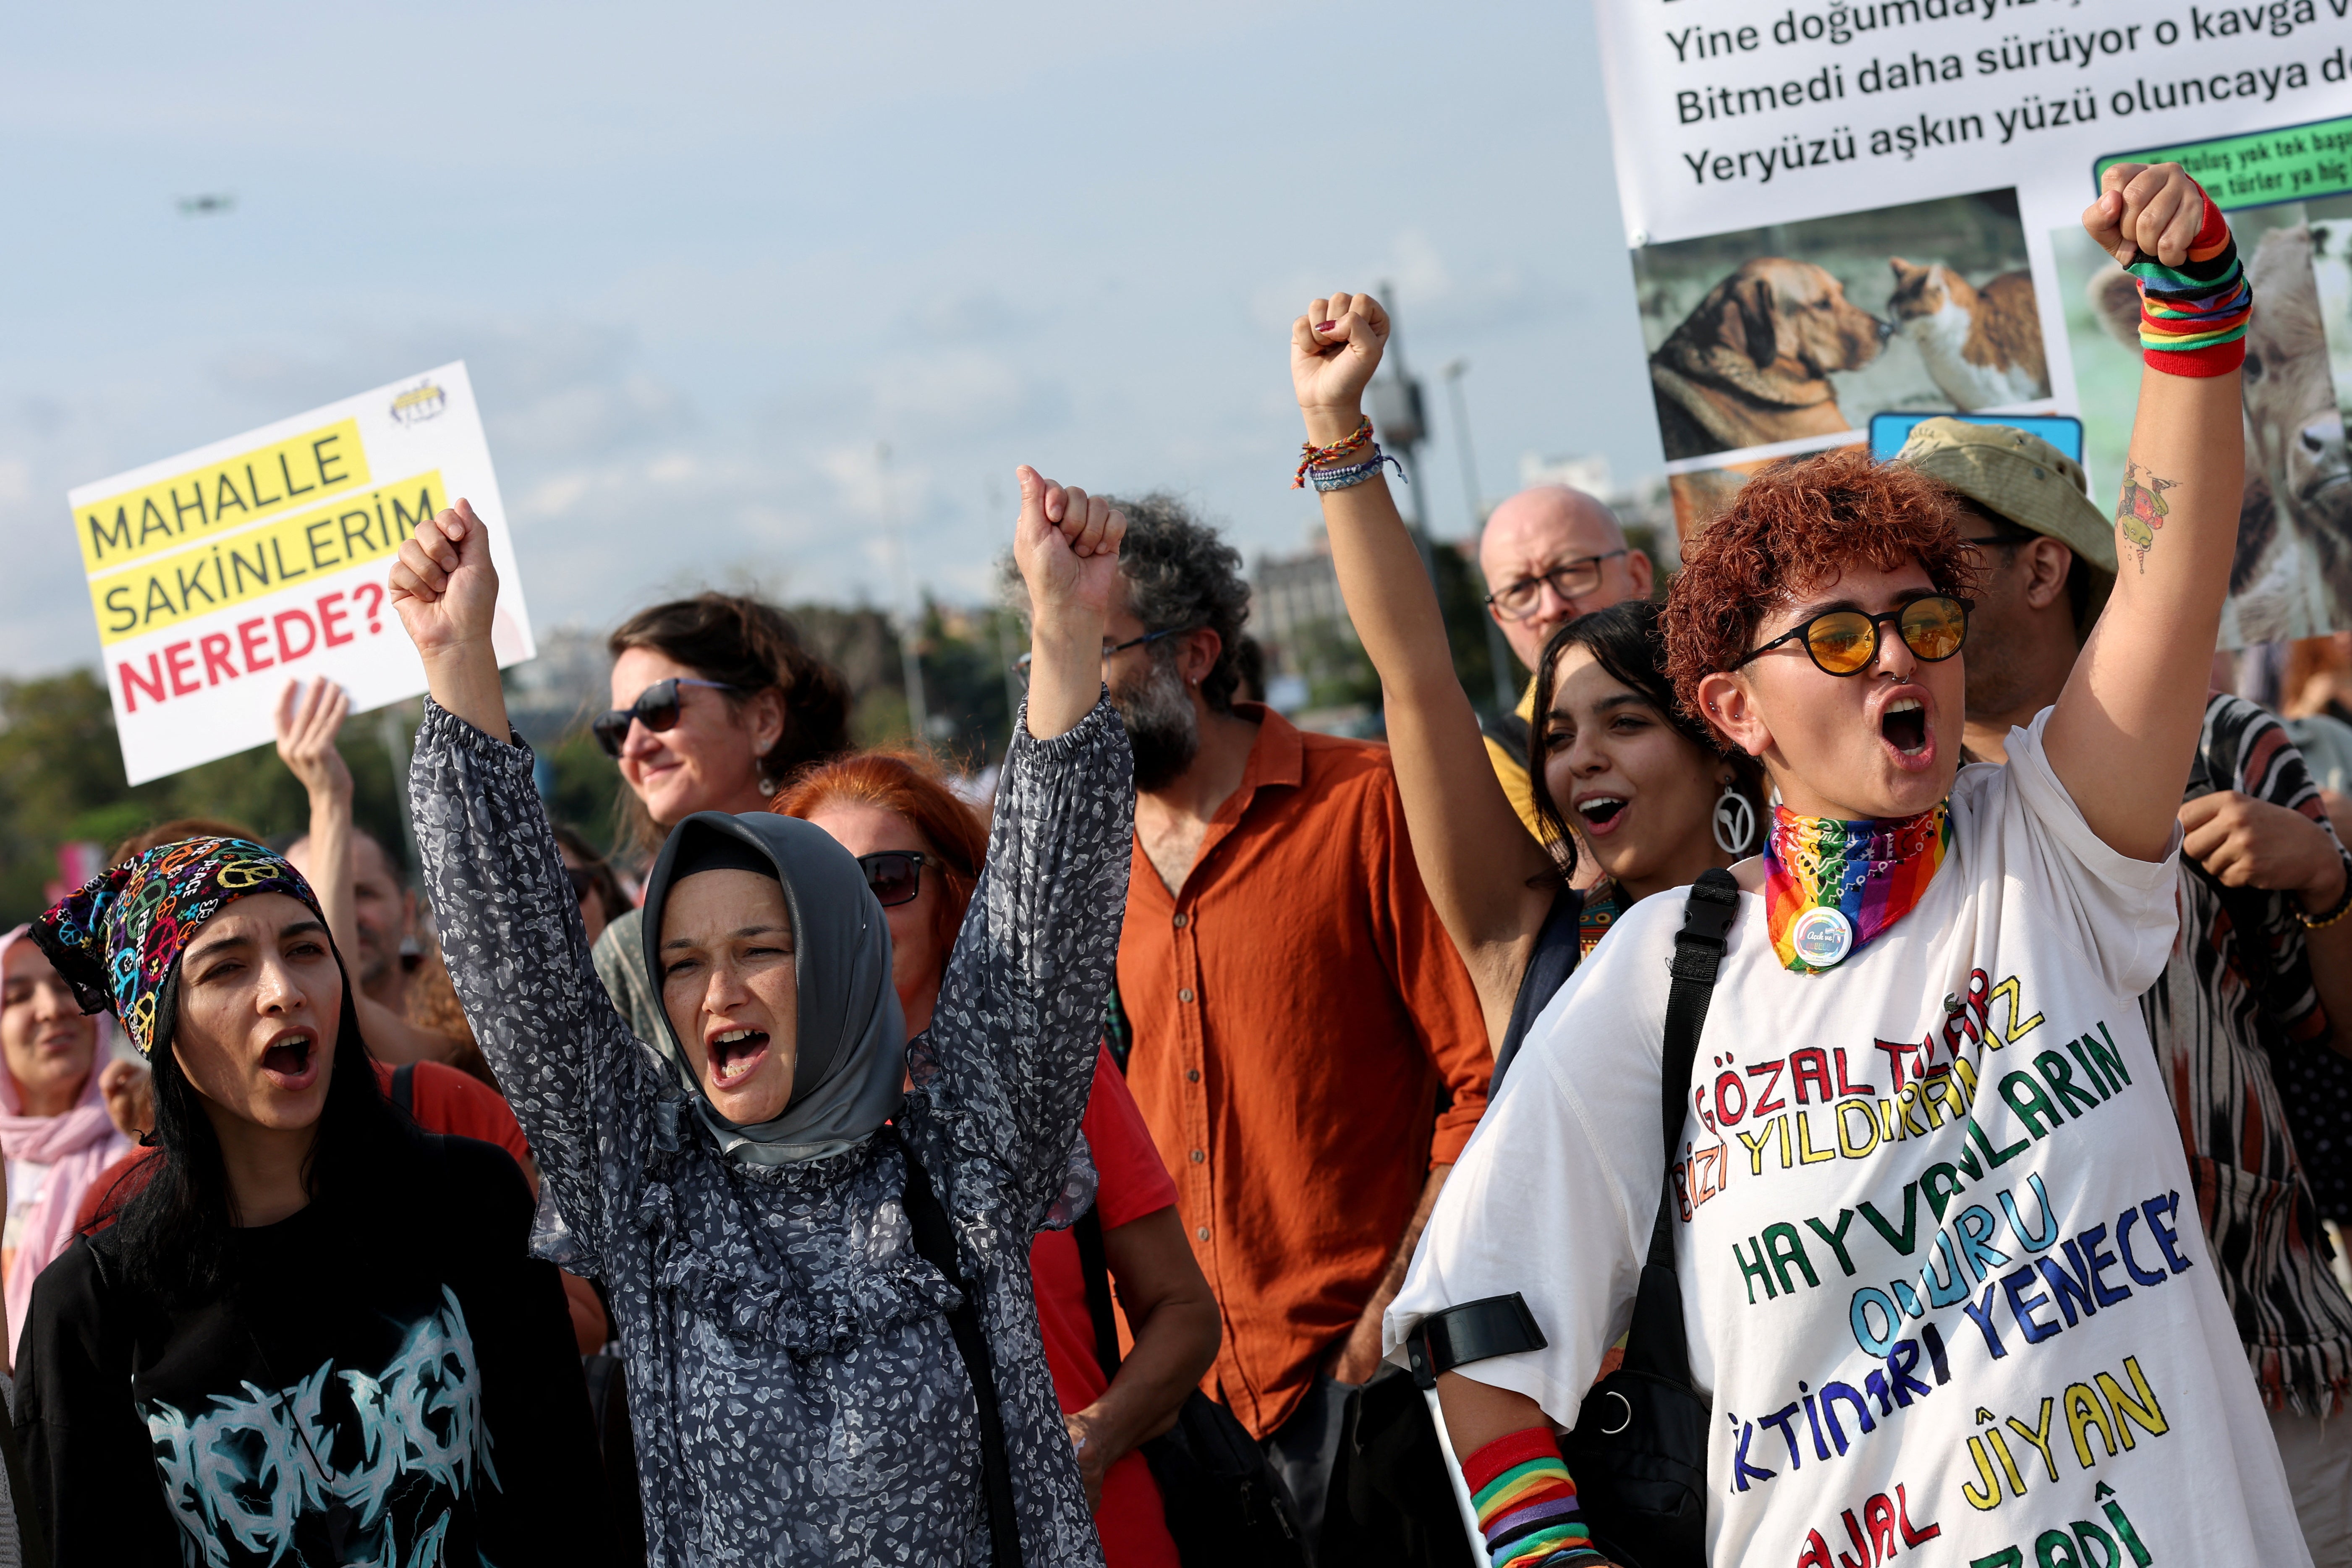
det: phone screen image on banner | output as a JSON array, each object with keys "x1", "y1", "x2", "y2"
[
  {"x1": 1592, "y1": 0, "x2": 2352, "y2": 642},
  {"x1": 66, "y1": 361, "x2": 534, "y2": 784}
]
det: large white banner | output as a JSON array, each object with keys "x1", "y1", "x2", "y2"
[
  {"x1": 69, "y1": 363, "x2": 534, "y2": 784},
  {"x1": 1594, "y1": 0, "x2": 2352, "y2": 640}
]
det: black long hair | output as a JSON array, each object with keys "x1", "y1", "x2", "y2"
[
  {"x1": 1525, "y1": 599, "x2": 1766, "y2": 882},
  {"x1": 107, "y1": 951, "x2": 414, "y2": 1305}
]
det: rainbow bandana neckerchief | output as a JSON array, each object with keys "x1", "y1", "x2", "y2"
[
  {"x1": 30, "y1": 837, "x2": 320, "y2": 1058},
  {"x1": 1763, "y1": 802, "x2": 1952, "y2": 974}
]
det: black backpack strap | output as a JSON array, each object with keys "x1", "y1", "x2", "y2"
[
  {"x1": 1073, "y1": 1207, "x2": 1122, "y2": 1381},
  {"x1": 1489, "y1": 886, "x2": 1585, "y2": 1098},
  {"x1": 1660, "y1": 870, "x2": 1740, "y2": 1172},
  {"x1": 390, "y1": 1062, "x2": 416, "y2": 1118},
  {"x1": 1478, "y1": 707, "x2": 1532, "y2": 763},
  {"x1": 901, "y1": 1142, "x2": 1023, "y2": 1568}
]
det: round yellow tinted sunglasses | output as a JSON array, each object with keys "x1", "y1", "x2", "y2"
[{"x1": 1736, "y1": 595, "x2": 1969, "y2": 677}]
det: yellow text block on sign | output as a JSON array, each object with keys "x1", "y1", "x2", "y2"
[
  {"x1": 87, "y1": 473, "x2": 442, "y2": 646},
  {"x1": 78, "y1": 418, "x2": 371, "y2": 572}
]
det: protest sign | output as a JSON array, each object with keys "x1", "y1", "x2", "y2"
[
  {"x1": 1593, "y1": 0, "x2": 2352, "y2": 641},
  {"x1": 69, "y1": 363, "x2": 534, "y2": 784}
]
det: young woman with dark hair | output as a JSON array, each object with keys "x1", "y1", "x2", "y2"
[
  {"x1": 1370, "y1": 167, "x2": 2308, "y2": 1566},
  {"x1": 777, "y1": 752, "x2": 1221, "y2": 1568},
  {"x1": 15, "y1": 838, "x2": 603, "y2": 1565},
  {"x1": 592, "y1": 592, "x2": 854, "y2": 1044},
  {"x1": 1283, "y1": 301, "x2": 1763, "y2": 1072},
  {"x1": 390, "y1": 467, "x2": 1135, "y2": 1564}
]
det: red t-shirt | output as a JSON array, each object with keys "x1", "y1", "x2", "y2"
[
  {"x1": 1031, "y1": 1050, "x2": 1183, "y2": 1568},
  {"x1": 74, "y1": 1061, "x2": 534, "y2": 1233}
]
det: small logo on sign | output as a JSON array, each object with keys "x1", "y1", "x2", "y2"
[
  {"x1": 1791, "y1": 907, "x2": 1854, "y2": 968},
  {"x1": 389, "y1": 382, "x2": 447, "y2": 426}
]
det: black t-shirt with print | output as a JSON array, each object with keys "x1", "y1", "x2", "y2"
[{"x1": 15, "y1": 1133, "x2": 607, "y2": 1567}]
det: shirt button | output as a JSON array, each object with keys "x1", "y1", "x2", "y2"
[
  {"x1": 1172, "y1": 912, "x2": 1188, "y2": 929},
  {"x1": 1190, "y1": 1149, "x2": 1206, "y2": 1163},
  {"x1": 1186, "y1": 1069, "x2": 1201, "y2": 1083},
  {"x1": 1196, "y1": 1227, "x2": 1211, "y2": 1242},
  {"x1": 1178, "y1": 988, "x2": 1194, "y2": 1003}
]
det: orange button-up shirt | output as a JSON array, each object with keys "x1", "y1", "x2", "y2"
[{"x1": 1118, "y1": 706, "x2": 1491, "y2": 1439}]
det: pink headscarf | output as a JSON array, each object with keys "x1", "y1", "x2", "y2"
[{"x1": 0, "y1": 925, "x2": 133, "y2": 1359}]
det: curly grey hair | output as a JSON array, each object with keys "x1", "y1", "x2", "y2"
[
  {"x1": 1107, "y1": 493, "x2": 1253, "y2": 713},
  {"x1": 998, "y1": 491, "x2": 1254, "y2": 713}
]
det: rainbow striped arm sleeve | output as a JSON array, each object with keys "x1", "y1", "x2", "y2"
[
  {"x1": 1461, "y1": 1429, "x2": 1609, "y2": 1568},
  {"x1": 2129, "y1": 178, "x2": 2249, "y2": 378}
]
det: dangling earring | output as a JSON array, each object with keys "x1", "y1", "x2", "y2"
[{"x1": 1712, "y1": 779, "x2": 1756, "y2": 857}]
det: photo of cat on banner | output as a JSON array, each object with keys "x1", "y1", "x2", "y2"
[
  {"x1": 2056, "y1": 199, "x2": 2352, "y2": 645},
  {"x1": 1632, "y1": 186, "x2": 2051, "y2": 541}
]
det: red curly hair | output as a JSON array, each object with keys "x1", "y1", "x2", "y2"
[
  {"x1": 1663, "y1": 448, "x2": 1981, "y2": 736},
  {"x1": 769, "y1": 751, "x2": 989, "y2": 959}
]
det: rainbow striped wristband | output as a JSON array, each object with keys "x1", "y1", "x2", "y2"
[
  {"x1": 1461, "y1": 1428, "x2": 1602, "y2": 1568},
  {"x1": 2131, "y1": 178, "x2": 2249, "y2": 378}
]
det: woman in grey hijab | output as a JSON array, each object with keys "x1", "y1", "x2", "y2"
[{"x1": 390, "y1": 470, "x2": 1133, "y2": 1567}]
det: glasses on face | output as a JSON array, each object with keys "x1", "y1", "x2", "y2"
[
  {"x1": 592, "y1": 678, "x2": 743, "y2": 758},
  {"x1": 858, "y1": 851, "x2": 928, "y2": 908},
  {"x1": 1737, "y1": 595, "x2": 1970, "y2": 677},
  {"x1": 1958, "y1": 527, "x2": 2042, "y2": 559},
  {"x1": 1486, "y1": 551, "x2": 1630, "y2": 621},
  {"x1": 1012, "y1": 625, "x2": 1195, "y2": 684}
]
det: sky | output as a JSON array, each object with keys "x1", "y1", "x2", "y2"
[{"x1": 0, "y1": 1, "x2": 1660, "y2": 679}]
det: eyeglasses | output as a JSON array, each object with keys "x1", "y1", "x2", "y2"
[
  {"x1": 1958, "y1": 527, "x2": 2042, "y2": 557},
  {"x1": 592, "y1": 678, "x2": 742, "y2": 758},
  {"x1": 1486, "y1": 551, "x2": 1630, "y2": 620},
  {"x1": 1012, "y1": 625, "x2": 1196, "y2": 683},
  {"x1": 1736, "y1": 595, "x2": 1970, "y2": 677},
  {"x1": 858, "y1": 851, "x2": 928, "y2": 907}
]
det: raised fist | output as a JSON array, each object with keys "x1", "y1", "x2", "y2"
[
  {"x1": 2083, "y1": 162, "x2": 2206, "y2": 269},
  {"x1": 1291, "y1": 291, "x2": 1391, "y2": 442},
  {"x1": 1012, "y1": 465, "x2": 1125, "y2": 624},
  {"x1": 389, "y1": 498, "x2": 501, "y2": 663}
]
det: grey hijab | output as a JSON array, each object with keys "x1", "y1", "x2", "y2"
[{"x1": 639, "y1": 810, "x2": 906, "y2": 1165}]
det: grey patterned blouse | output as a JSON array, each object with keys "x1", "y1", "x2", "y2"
[{"x1": 411, "y1": 696, "x2": 1132, "y2": 1567}]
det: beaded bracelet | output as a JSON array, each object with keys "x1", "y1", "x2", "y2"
[
  {"x1": 1293, "y1": 417, "x2": 1375, "y2": 488},
  {"x1": 2298, "y1": 855, "x2": 2352, "y2": 930},
  {"x1": 1309, "y1": 452, "x2": 1408, "y2": 494}
]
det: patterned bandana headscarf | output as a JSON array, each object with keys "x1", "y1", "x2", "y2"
[
  {"x1": 1763, "y1": 802, "x2": 1953, "y2": 974},
  {"x1": 30, "y1": 838, "x2": 322, "y2": 1058}
]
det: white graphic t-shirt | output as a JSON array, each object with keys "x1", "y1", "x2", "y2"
[{"x1": 1390, "y1": 711, "x2": 2306, "y2": 1567}]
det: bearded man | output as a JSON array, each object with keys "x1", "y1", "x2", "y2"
[{"x1": 1080, "y1": 494, "x2": 1490, "y2": 1560}]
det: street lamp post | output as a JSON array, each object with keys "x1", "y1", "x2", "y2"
[
  {"x1": 1442, "y1": 360, "x2": 1521, "y2": 714},
  {"x1": 1369, "y1": 281, "x2": 1438, "y2": 586},
  {"x1": 876, "y1": 442, "x2": 931, "y2": 745}
]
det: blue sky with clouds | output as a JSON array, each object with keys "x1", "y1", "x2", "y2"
[{"x1": 0, "y1": 1, "x2": 1659, "y2": 678}]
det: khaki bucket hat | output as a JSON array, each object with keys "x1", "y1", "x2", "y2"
[{"x1": 1894, "y1": 418, "x2": 2117, "y2": 631}]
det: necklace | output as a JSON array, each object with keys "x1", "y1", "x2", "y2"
[{"x1": 1763, "y1": 802, "x2": 1952, "y2": 973}]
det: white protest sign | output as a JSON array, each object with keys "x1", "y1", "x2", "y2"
[
  {"x1": 70, "y1": 362, "x2": 534, "y2": 784},
  {"x1": 1593, "y1": 0, "x2": 2352, "y2": 641}
]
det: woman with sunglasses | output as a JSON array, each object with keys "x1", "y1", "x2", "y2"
[
  {"x1": 776, "y1": 752, "x2": 1221, "y2": 1568},
  {"x1": 589, "y1": 592, "x2": 853, "y2": 1047},
  {"x1": 390, "y1": 466, "x2": 1135, "y2": 1566},
  {"x1": 1363, "y1": 169, "x2": 2307, "y2": 1567}
]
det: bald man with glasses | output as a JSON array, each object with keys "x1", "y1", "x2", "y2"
[{"x1": 1474, "y1": 485, "x2": 1654, "y2": 844}]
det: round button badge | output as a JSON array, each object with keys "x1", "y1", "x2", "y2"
[{"x1": 1791, "y1": 906, "x2": 1855, "y2": 969}]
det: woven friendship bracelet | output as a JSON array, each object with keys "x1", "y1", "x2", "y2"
[
  {"x1": 1309, "y1": 452, "x2": 1408, "y2": 494},
  {"x1": 1293, "y1": 416, "x2": 1376, "y2": 488},
  {"x1": 2130, "y1": 178, "x2": 2250, "y2": 377}
]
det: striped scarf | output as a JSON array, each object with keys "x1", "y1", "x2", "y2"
[{"x1": 1763, "y1": 803, "x2": 1952, "y2": 973}]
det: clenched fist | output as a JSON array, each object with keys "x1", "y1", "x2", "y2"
[
  {"x1": 2083, "y1": 161, "x2": 2206, "y2": 269},
  {"x1": 1291, "y1": 291, "x2": 1392, "y2": 447}
]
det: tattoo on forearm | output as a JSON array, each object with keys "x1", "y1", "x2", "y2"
[{"x1": 2116, "y1": 461, "x2": 2179, "y2": 575}]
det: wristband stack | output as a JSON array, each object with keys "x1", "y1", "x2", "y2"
[
  {"x1": 1294, "y1": 416, "x2": 1408, "y2": 494},
  {"x1": 1460, "y1": 1429, "x2": 1607, "y2": 1568},
  {"x1": 2130, "y1": 179, "x2": 2251, "y2": 377}
]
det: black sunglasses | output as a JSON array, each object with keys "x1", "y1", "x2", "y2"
[
  {"x1": 1736, "y1": 595, "x2": 1969, "y2": 678},
  {"x1": 592, "y1": 678, "x2": 742, "y2": 758},
  {"x1": 857, "y1": 851, "x2": 928, "y2": 908}
]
